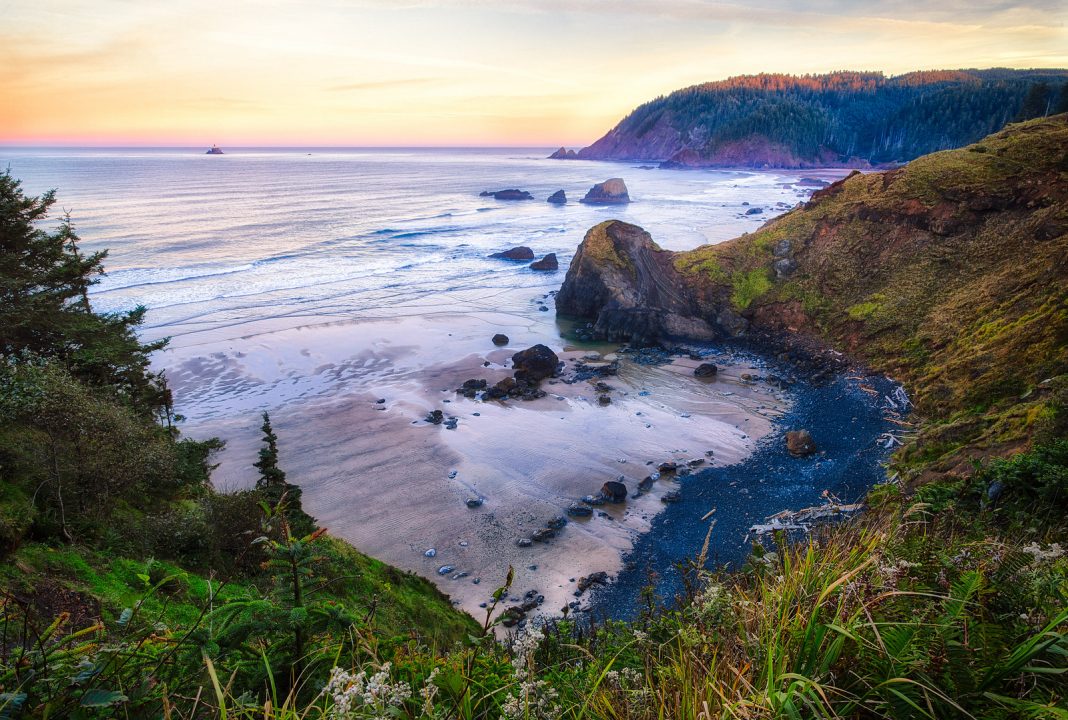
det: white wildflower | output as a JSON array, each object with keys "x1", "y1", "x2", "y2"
[
  {"x1": 1022, "y1": 542, "x2": 1065, "y2": 563},
  {"x1": 323, "y1": 662, "x2": 412, "y2": 719}
]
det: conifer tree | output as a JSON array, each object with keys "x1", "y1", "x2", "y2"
[
  {"x1": 253, "y1": 411, "x2": 316, "y2": 535},
  {"x1": 1015, "y1": 82, "x2": 1052, "y2": 121}
]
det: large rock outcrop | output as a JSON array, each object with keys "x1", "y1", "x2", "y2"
[
  {"x1": 580, "y1": 179, "x2": 630, "y2": 205},
  {"x1": 556, "y1": 221, "x2": 717, "y2": 344},
  {"x1": 559, "y1": 116, "x2": 1068, "y2": 484}
]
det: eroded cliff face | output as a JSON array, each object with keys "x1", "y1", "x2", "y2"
[{"x1": 559, "y1": 116, "x2": 1068, "y2": 484}]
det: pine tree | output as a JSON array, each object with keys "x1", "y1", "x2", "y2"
[
  {"x1": 253, "y1": 411, "x2": 316, "y2": 535},
  {"x1": 1015, "y1": 82, "x2": 1052, "y2": 121},
  {"x1": 0, "y1": 170, "x2": 169, "y2": 415},
  {"x1": 1055, "y1": 82, "x2": 1068, "y2": 115}
]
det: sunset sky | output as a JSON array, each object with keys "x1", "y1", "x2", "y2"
[{"x1": 2, "y1": 1, "x2": 1066, "y2": 146}]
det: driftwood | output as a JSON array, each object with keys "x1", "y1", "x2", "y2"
[{"x1": 749, "y1": 502, "x2": 865, "y2": 536}]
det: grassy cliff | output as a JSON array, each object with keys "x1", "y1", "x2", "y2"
[{"x1": 674, "y1": 114, "x2": 1068, "y2": 485}]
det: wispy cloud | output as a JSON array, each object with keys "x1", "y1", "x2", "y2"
[{"x1": 327, "y1": 78, "x2": 439, "y2": 92}]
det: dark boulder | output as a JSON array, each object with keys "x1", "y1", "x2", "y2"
[
  {"x1": 531, "y1": 528, "x2": 556, "y2": 542},
  {"x1": 577, "y1": 571, "x2": 609, "y2": 592},
  {"x1": 480, "y1": 189, "x2": 534, "y2": 200},
  {"x1": 785, "y1": 430, "x2": 817, "y2": 457},
  {"x1": 657, "y1": 461, "x2": 677, "y2": 473},
  {"x1": 580, "y1": 178, "x2": 630, "y2": 204},
  {"x1": 566, "y1": 503, "x2": 593, "y2": 517},
  {"x1": 466, "y1": 498, "x2": 484, "y2": 508},
  {"x1": 425, "y1": 410, "x2": 444, "y2": 424},
  {"x1": 694, "y1": 363, "x2": 718, "y2": 377},
  {"x1": 492, "y1": 333, "x2": 510, "y2": 346},
  {"x1": 489, "y1": 246, "x2": 535, "y2": 260},
  {"x1": 546, "y1": 516, "x2": 568, "y2": 530},
  {"x1": 511, "y1": 344, "x2": 560, "y2": 383},
  {"x1": 529, "y1": 253, "x2": 559, "y2": 271},
  {"x1": 661, "y1": 490, "x2": 682, "y2": 503},
  {"x1": 547, "y1": 190, "x2": 567, "y2": 204},
  {"x1": 745, "y1": 207, "x2": 764, "y2": 215},
  {"x1": 600, "y1": 480, "x2": 627, "y2": 503}
]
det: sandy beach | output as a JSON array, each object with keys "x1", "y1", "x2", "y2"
[{"x1": 175, "y1": 306, "x2": 786, "y2": 621}]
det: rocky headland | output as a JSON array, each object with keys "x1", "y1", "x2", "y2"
[{"x1": 558, "y1": 116, "x2": 1068, "y2": 487}]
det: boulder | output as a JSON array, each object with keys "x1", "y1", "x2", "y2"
[
  {"x1": 425, "y1": 410, "x2": 444, "y2": 424},
  {"x1": 657, "y1": 461, "x2": 678, "y2": 473},
  {"x1": 600, "y1": 480, "x2": 628, "y2": 503},
  {"x1": 511, "y1": 344, "x2": 560, "y2": 383},
  {"x1": 480, "y1": 189, "x2": 534, "y2": 200},
  {"x1": 745, "y1": 207, "x2": 764, "y2": 215},
  {"x1": 531, "y1": 528, "x2": 556, "y2": 542},
  {"x1": 785, "y1": 430, "x2": 817, "y2": 457},
  {"x1": 661, "y1": 490, "x2": 682, "y2": 503},
  {"x1": 547, "y1": 190, "x2": 567, "y2": 204},
  {"x1": 580, "y1": 178, "x2": 630, "y2": 205},
  {"x1": 548, "y1": 147, "x2": 578, "y2": 160},
  {"x1": 577, "y1": 571, "x2": 609, "y2": 592},
  {"x1": 694, "y1": 363, "x2": 718, "y2": 377},
  {"x1": 489, "y1": 246, "x2": 535, "y2": 260},
  {"x1": 466, "y1": 498, "x2": 484, "y2": 508},
  {"x1": 529, "y1": 253, "x2": 559, "y2": 271},
  {"x1": 546, "y1": 516, "x2": 568, "y2": 530},
  {"x1": 566, "y1": 503, "x2": 593, "y2": 517},
  {"x1": 492, "y1": 333, "x2": 510, "y2": 346}
]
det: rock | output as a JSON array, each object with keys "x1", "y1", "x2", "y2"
[
  {"x1": 515, "y1": 538, "x2": 533, "y2": 548},
  {"x1": 580, "y1": 178, "x2": 630, "y2": 205},
  {"x1": 797, "y1": 177, "x2": 830, "y2": 188},
  {"x1": 694, "y1": 363, "x2": 718, "y2": 377},
  {"x1": 547, "y1": 190, "x2": 567, "y2": 204},
  {"x1": 582, "y1": 494, "x2": 606, "y2": 506},
  {"x1": 597, "y1": 394, "x2": 612, "y2": 406},
  {"x1": 426, "y1": 410, "x2": 444, "y2": 424},
  {"x1": 466, "y1": 498, "x2": 484, "y2": 508},
  {"x1": 529, "y1": 254, "x2": 559, "y2": 271},
  {"x1": 443, "y1": 418, "x2": 458, "y2": 430},
  {"x1": 566, "y1": 503, "x2": 593, "y2": 517},
  {"x1": 577, "y1": 571, "x2": 609, "y2": 592},
  {"x1": 492, "y1": 333, "x2": 510, "y2": 346},
  {"x1": 773, "y1": 257, "x2": 797, "y2": 278},
  {"x1": 638, "y1": 475, "x2": 656, "y2": 491},
  {"x1": 546, "y1": 516, "x2": 568, "y2": 530},
  {"x1": 657, "y1": 461, "x2": 678, "y2": 473},
  {"x1": 460, "y1": 378, "x2": 487, "y2": 391},
  {"x1": 600, "y1": 480, "x2": 628, "y2": 503},
  {"x1": 548, "y1": 147, "x2": 578, "y2": 159},
  {"x1": 511, "y1": 344, "x2": 560, "y2": 383},
  {"x1": 785, "y1": 430, "x2": 818, "y2": 457},
  {"x1": 424, "y1": 548, "x2": 437, "y2": 557},
  {"x1": 661, "y1": 490, "x2": 682, "y2": 503},
  {"x1": 745, "y1": 207, "x2": 764, "y2": 215},
  {"x1": 531, "y1": 528, "x2": 556, "y2": 542},
  {"x1": 489, "y1": 246, "x2": 535, "y2": 260},
  {"x1": 437, "y1": 565, "x2": 455, "y2": 575},
  {"x1": 687, "y1": 458, "x2": 705, "y2": 467},
  {"x1": 480, "y1": 189, "x2": 534, "y2": 200}
]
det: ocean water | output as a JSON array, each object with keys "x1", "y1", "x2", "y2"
[{"x1": 4, "y1": 147, "x2": 819, "y2": 351}]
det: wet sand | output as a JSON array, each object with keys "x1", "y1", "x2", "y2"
[{"x1": 174, "y1": 308, "x2": 786, "y2": 622}]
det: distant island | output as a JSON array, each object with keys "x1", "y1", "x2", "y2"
[
  {"x1": 206, "y1": 144, "x2": 224, "y2": 155},
  {"x1": 559, "y1": 69, "x2": 1068, "y2": 168}
]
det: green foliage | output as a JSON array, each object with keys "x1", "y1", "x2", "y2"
[
  {"x1": 730, "y1": 268, "x2": 772, "y2": 310},
  {"x1": 600, "y1": 69, "x2": 1068, "y2": 164}
]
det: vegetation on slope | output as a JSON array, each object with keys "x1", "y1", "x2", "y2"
[
  {"x1": 578, "y1": 70, "x2": 1068, "y2": 167},
  {"x1": 677, "y1": 114, "x2": 1068, "y2": 486}
]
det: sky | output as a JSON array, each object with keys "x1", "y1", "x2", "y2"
[{"x1": 1, "y1": 0, "x2": 1066, "y2": 146}]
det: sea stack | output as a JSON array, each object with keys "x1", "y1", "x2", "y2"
[
  {"x1": 547, "y1": 190, "x2": 567, "y2": 204},
  {"x1": 548, "y1": 147, "x2": 578, "y2": 159},
  {"x1": 581, "y1": 178, "x2": 630, "y2": 204}
]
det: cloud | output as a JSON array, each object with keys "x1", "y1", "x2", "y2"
[{"x1": 327, "y1": 78, "x2": 439, "y2": 92}]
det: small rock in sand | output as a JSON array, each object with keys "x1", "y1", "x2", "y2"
[{"x1": 492, "y1": 333, "x2": 509, "y2": 346}]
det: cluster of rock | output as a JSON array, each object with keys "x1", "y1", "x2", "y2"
[
  {"x1": 488, "y1": 245, "x2": 558, "y2": 272},
  {"x1": 453, "y1": 343, "x2": 561, "y2": 403},
  {"x1": 548, "y1": 147, "x2": 578, "y2": 159}
]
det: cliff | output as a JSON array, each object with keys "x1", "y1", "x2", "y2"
[
  {"x1": 574, "y1": 69, "x2": 1068, "y2": 168},
  {"x1": 559, "y1": 115, "x2": 1068, "y2": 483}
]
